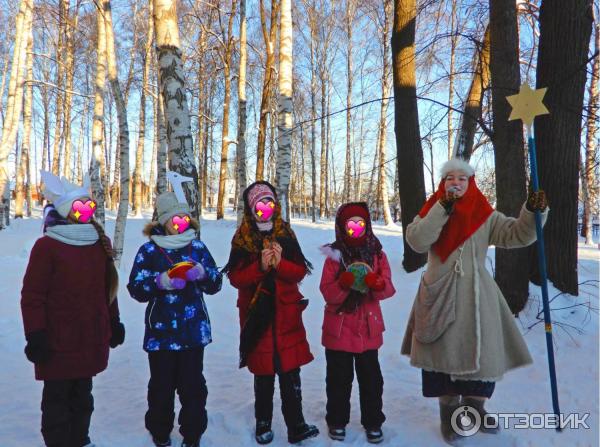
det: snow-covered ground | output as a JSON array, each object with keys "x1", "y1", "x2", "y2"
[{"x1": 1, "y1": 210, "x2": 598, "y2": 446}]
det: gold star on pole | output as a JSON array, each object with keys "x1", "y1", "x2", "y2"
[{"x1": 506, "y1": 83, "x2": 549, "y2": 127}]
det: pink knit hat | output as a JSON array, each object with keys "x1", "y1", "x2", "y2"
[{"x1": 247, "y1": 183, "x2": 275, "y2": 211}]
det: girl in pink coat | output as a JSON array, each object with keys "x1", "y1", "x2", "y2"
[{"x1": 319, "y1": 202, "x2": 395, "y2": 444}]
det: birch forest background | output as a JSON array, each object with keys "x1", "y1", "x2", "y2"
[{"x1": 0, "y1": 0, "x2": 596, "y2": 299}]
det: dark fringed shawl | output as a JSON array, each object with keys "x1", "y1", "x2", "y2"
[{"x1": 222, "y1": 181, "x2": 312, "y2": 368}]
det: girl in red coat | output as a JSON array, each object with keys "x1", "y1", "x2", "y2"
[
  {"x1": 319, "y1": 202, "x2": 395, "y2": 444},
  {"x1": 21, "y1": 171, "x2": 124, "y2": 447},
  {"x1": 223, "y1": 181, "x2": 319, "y2": 445}
]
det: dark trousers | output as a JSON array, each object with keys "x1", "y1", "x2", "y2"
[
  {"x1": 41, "y1": 378, "x2": 93, "y2": 447},
  {"x1": 145, "y1": 348, "x2": 208, "y2": 443},
  {"x1": 325, "y1": 349, "x2": 385, "y2": 430},
  {"x1": 254, "y1": 368, "x2": 305, "y2": 430},
  {"x1": 421, "y1": 370, "x2": 496, "y2": 398}
]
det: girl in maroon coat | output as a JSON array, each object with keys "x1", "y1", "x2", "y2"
[
  {"x1": 223, "y1": 181, "x2": 319, "y2": 445},
  {"x1": 319, "y1": 202, "x2": 395, "y2": 444},
  {"x1": 21, "y1": 171, "x2": 124, "y2": 447}
]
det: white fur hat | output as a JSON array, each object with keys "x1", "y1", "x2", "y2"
[
  {"x1": 440, "y1": 158, "x2": 475, "y2": 178},
  {"x1": 41, "y1": 170, "x2": 92, "y2": 218}
]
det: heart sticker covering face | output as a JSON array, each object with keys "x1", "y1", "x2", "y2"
[
  {"x1": 255, "y1": 200, "x2": 275, "y2": 221},
  {"x1": 71, "y1": 200, "x2": 96, "y2": 223},
  {"x1": 172, "y1": 215, "x2": 191, "y2": 234},
  {"x1": 345, "y1": 218, "x2": 366, "y2": 239}
]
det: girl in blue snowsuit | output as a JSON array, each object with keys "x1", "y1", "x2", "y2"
[{"x1": 127, "y1": 192, "x2": 222, "y2": 447}]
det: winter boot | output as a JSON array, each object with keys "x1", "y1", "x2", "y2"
[
  {"x1": 365, "y1": 427, "x2": 384, "y2": 444},
  {"x1": 287, "y1": 422, "x2": 319, "y2": 444},
  {"x1": 256, "y1": 420, "x2": 274, "y2": 444},
  {"x1": 327, "y1": 426, "x2": 346, "y2": 441},
  {"x1": 152, "y1": 435, "x2": 172, "y2": 446},
  {"x1": 439, "y1": 396, "x2": 461, "y2": 445},
  {"x1": 180, "y1": 440, "x2": 199, "y2": 447},
  {"x1": 462, "y1": 396, "x2": 499, "y2": 434}
]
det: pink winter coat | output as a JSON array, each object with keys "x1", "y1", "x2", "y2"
[{"x1": 319, "y1": 250, "x2": 395, "y2": 353}]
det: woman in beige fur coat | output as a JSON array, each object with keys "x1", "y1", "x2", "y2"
[{"x1": 401, "y1": 159, "x2": 548, "y2": 444}]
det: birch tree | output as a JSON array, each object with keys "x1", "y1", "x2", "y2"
[
  {"x1": 256, "y1": 0, "x2": 280, "y2": 180},
  {"x1": 61, "y1": 3, "x2": 79, "y2": 180},
  {"x1": 133, "y1": 4, "x2": 154, "y2": 217},
  {"x1": 376, "y1": 0, "x2": 394, "y2": 225},
  {"x1": 89, "y1": 1, "x2": 108, "y2": 225},
  {"x1": 215, "y1": 0, "x2": 238, "y2": 220},
  {"x1": 153, "y1": 0, "x2": 200, "y2": 218},
  {"x1": 0, "y1": 0, "x2": 33, "y2": 228},
  {"x1": 103, "y1": 0, "x2": 130, "y2": 265},
  {"x1": 15, "y1": 27, "x2": 34, "y2": 218},
  {"x1": 236, "y1": 0, "x2": 248, "y2": 224},
  {"x1": 343, "y1": 0, "x2": 357, "y2": 203},
  {"x1": 274, "y1": 0, "x2": 293, "y2": 221},
  {"x1": 581, "y1": 18, "x2": 598, "y2": 245},
  {"x1": 51, "y1": 0, "x2": 67, "y2": 176}
]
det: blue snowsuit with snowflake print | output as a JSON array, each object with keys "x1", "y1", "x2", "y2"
[
  {"x1": 127, "y1": 231, "x2": 222, "y2": 444},
  {"x1": 128, "y1": 237, "x2": 222, "y2": 351}
]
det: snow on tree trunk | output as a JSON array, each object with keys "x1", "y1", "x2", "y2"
[
  {"x1": 274, "y1": 0, "x2": 293, "y2": 222},
  {"x1": 153, "y1": 0, "x2": 200, "y2": 218},
  {"x1": 0, "y1": 0, "x2": 33, "y2": 228}
]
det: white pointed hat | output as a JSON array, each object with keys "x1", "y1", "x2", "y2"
[{"x1": 40, "y1": 170, "x2": 92, "y2": 218}]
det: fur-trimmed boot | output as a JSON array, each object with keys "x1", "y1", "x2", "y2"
[
  {"x1": 438, "y1": 395, "x2": 461, "y2": 445},
  {"x1": 462, "y1": 396, "x2": 499, "y2": 434}
]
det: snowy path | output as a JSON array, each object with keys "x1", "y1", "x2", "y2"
[{"x1": 0, "y1": 213, "x2": 597, "y2": 446}]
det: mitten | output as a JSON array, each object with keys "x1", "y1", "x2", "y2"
[
  {"x1": 438, "y1": 196, "x2": 456, "y2": 215},
  {"x1": 156, "y1": 271, "x2": 186, "y2": 290},
  {"x1": 109, "y1": 320, "x2": 125, "y2": 348},
  {"x1": 338, "y1": 271, "x2": 355, "y2": 289},
  {"x1": 24, "y1": 330, "x2": 52, "y2": 364},
  {"x1": 526, "y1": 189, "x2": 548, "y2": 212},
  {"x1": 364, "y1": 272, "x2": 385, "y2": 291},
  {"x1": 185, "y1": 263, "x2": 206, "y2": 282}
]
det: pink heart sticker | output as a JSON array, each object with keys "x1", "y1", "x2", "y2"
[
  {"x1": 172, "y1": 215, "x2": 191, "y2": 234},
  {"x1": 71, "y1": 200, "x2": 96, "y2": 223},
  {"x1": 345, "y1": 218, "x2": 366, "y2": 239},
  {"x1": 255, "y1": 200, "x2": 275, "y2": 221}
]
